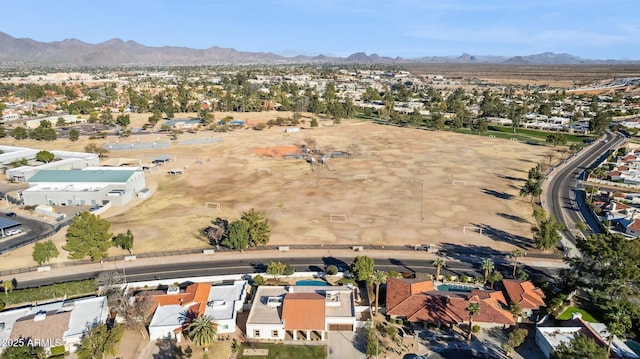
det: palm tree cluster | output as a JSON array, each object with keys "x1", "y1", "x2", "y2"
[{"x1": 520, "y1": 164, "x2": 543, "y2": 204}]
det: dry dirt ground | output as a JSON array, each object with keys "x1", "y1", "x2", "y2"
[{"x1": 1, "y1": 113, "x2": 552, "y2": 269}]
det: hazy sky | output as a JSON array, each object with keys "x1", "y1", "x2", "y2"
[{"x1": 3, "y1": 0, "x2": 639, "y2": 59}]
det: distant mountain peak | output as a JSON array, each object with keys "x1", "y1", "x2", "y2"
[{"x1": 0, "y1": 31, "x2": 635, "y2": 66}]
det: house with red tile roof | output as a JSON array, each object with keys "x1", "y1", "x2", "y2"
[
  {"x1": 246, "y1": 285, "x2": 356, "y2": 341},
  {"x1": 148, "y1": 281, "x2": 247, "y2": 342},
  {"x1": 385, "y1": 278, "x2": 515, "y2": 329},
  {"x1": 500, "y1": 279, "x2": 545, "y2": 319}
]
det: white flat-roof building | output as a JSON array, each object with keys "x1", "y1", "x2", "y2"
[
  {"x1": 1, "y1": 146, "x2": 99, "y2": 182},
  {"x1": 22, "y1": 167, "x2": 146, "y2": 207}
]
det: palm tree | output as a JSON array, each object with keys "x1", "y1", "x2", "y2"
[
  {"x1": 487, "y1": 270, "x2": 503, "y2": 290},
  {"x1": 480, "y1": 259, "x2": 495, "y2": 284},
  {"x1": 188, "y1": 315, "x2": 217, "y2": 349},
  {"x1": 510, "y1": 249, "x2": 524, "y2": 278},
  {"x1": 605, "y1": 303, "x2": 631, "y2": 353},
  {"x1": 432, "y1": 257, "x2": 446, "y2": 281},
  {"x1": 519, "y1": 179, "x2": 542, "y2": 204},
  {"x1": 371, "y1": 270, "x2": 388, "y2": 315},
  {"x1": 466, "y1": 302, "x2": 480, "y2": 341}
]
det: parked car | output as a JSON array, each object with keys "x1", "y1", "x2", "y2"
[
  {"x1": 4, "y1": 229, "x2": 22, "y2": 236},
  {"x1": 5, "y1": 212, "x2": 16, "y2": 217}
]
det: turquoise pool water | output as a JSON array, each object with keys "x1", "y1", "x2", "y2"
[
  {"x1": 296, "y1": 280, "x2": 328, "y2": 286},
  {"x1": 437, "y1": 284, "x2": 474, "y2": 292}
]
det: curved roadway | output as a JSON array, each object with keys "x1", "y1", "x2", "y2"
[{"x1": 543, "y1": 131, "x2": 627, "y2": 256}]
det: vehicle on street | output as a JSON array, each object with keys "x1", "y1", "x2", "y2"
[
  {"x1": 4, "y1": 229, "x2": 22, "y2": 236},
  {"x1": 5, "y1": 212, "x2": 17, "y2": 217}
]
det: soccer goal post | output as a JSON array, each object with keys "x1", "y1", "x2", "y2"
[
  {"x1": 258, "y1": 167, "x2": 271, "y2": 173},
  {"x1": 204, "y1": 202, "x2": 221, "y2": 210},
  {"x1": 354, "y1": 174, "x2": 368, "y2": 180},
  {"x1": 452, "y1": 180, "x2": 467, "y2": 186},
  {"x1": 329, "y1": 214, "x2": 347, "y2": 223},
  {"x1": 463, "y1": 226, "x2": 483, "y2": 235}
]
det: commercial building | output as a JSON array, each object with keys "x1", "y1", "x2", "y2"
[
  {"x1": 22, "y1": 167, "x2": 146, "y2": 206},
  {"x1": 1, "y1": 145, "x2": 99, "y2": 182}
]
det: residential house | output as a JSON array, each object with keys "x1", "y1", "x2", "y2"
[
  {"x1": 500, "y1": 279, "x2": 546, "y2": 320},
  {"x1": 246, "y1": 285, "x2": 356, "y2": 342},
  {"x1": 385, "y1": 278, "x2": 515, "y2": 329},
  {"x1": 0, "y1": 296, "x2": 109, "y2": 354},
  {"x1": 536, "y1": 313, "x2": 638, "y2": 359},
  {"x1": 148, "y1": 281, "x2": 248, "y2": 341}
]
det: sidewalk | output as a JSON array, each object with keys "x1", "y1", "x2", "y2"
[{"x1": 5, "y1": 247, "x2": 567, "y2": 285}]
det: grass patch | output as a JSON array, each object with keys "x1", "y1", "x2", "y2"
[
  {"x1": 1, "y1": 279, "x2": 97, "y2": 307},
  {"x1": 488, "y1": 126, "x2": 594, "y2": 144},
  {"x1": 557, "y1": 307, "x2": 600, "y2": 323},
  {"x1": 238, "y1": 343, "x2": 326, "y2": 359}
]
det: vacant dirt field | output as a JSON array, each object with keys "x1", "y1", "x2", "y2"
[{"x1": 0, "y1": 114, "x2": 553, "y2": 269}]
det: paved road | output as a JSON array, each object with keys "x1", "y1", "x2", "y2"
[
  {"x1": 543, "y1": 131, "x2": 626, "y2": 256},
  {"x1": 0, "y1": 210, "x2": 55, "y2": 254},
  {"x1": 10, "y1": 248, "x2": 566, "y2": 289}
]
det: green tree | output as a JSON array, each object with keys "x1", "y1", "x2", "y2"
[
  {"x1": 531, "y1": 216, "x2": 564, "y2": 250},
  {"x1": 63, "y1": 211, "x2": 113, "y2": 262},
  {"x1": 252, "y1": 275, "x2": 265, "y2": 286},
  {"x1": 310, "y1": 117, "x2": 319, "y2": 127},
  {"x1": 365, "y1": 324, "x2": 380, "y2": 357},
  {"x1": 0, "y1": 345, "x2": 46, "y2": 359},
  {"x1": 116, "y1": 114, "x2": 130, "y2": 128},
  {"x1": 575, "y1": 221, "x2": 587, "y2": 232},
  {"x1": 349, "y1": 255, "x2": 375, "y2": 282},
  {"x1": 550, "y1": 334, "x2": 608, "y2": 359},
  {"x1": 32, "y1": 240, "x2": 59, "y2": 265},
  {"x1": 510, "y1": 249, "x2": 524, "y2": 278},
  {"x1": 433, "y1": 257, "x2": 446, "y2": 280},
  {"x1": 466, "y1": 302, "x2": 480, "y2": 341},
  {"x1": 546, "y1": 133, "x2": 568, "y2": 146},
  {"x1": 76, "y1": 324, "x2": 125, "y2": 359},
  {"x1": 266, "y1": 261, "x2": 286, "y2": 276},
  {"x1": 221, "y1": 219, "x2": 250, "y2": 250},
  {"x1": 10, "y1": 126, "x2": 28, "y2": 140},
  {"x1": 604, "y1": 302, "x2": 631, "y2": 353},
  {"x1": 56, "y1": 117, "x2": 66, "y2": 127},
  {"x1": 487, "y1": 270, "x2": 503, "y2": 290},
  {"x1": 501, "y1": 328, "x2": 528, "y2": 357},
  {"x1": 371, "y1": 270, "x2": 387, "y2": 315},
  {"x1": 481, "y1": 259, "x2": 495, "y2": 284},
  {"x1": 3, "y1": 280, "x2": 13, "y2": 297},
  {"x1": 283, "y1": 264, "x2": 295, "y2": 276},
  {"x1": 35, "y1": 150, "x2": 55, "y2": 163},
  {"x1": 476, "y1": 118, "x2": 488, "y2": 134},
  {"x1": 520, "y1": 178, "x2": 542, "y2": 204},
  {"x1": 69, "y1": 128, "x2": 80, "y2": 141},
  {"x1": 99, "y1": 109, "x2": 114, "y2": 125},
  {"x1": 113, "y1": 230, "x2": 134, "y2": 254},
  {"x1": 533, "y1": 206, "x2": 547, "y2": 223},
  {"x1": 241, "y1": 208, "x2": 270, "y2": 246},
  {"x1": 188, "y1": 315, "x2": 217, "y2": 349},
  {"x1": 326, "y1": 265, "x2": 338, "y2": 275}
]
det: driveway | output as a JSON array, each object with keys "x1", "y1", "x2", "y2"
[{"x1": 328, "y1": 330, "x2": 366, "y2": 359}]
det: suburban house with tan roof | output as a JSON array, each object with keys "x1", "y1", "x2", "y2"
[
  {"x1": 246, "y1": 285, "x2": 356, "y2": 341},
  {"x1": 536, "y1": 313, "x2": 638, "y2": 359},
  {"x1": 385, "y1": 278, "x2": 515, "y2": 329},
  {"x1": 0, "y1": 296, "x2": 108, "y2": 355},
  {"x1": 500, "y1": 279, "x2": 546, "y2": 320},
  {"x1": 148, "y1": 281, "x2": 248, "y2": 341}
]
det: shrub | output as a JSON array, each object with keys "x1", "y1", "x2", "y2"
[
  {"x1": 254, "y1": 122, "x2": 267, "y2": 131},
  {"x1": 253, "y1": 275, "x2": 265, "y2": 286},
  {"x1": 326, "y1": 265, "x2": 338, "y2": 275},
  {"x1": 283, "y1": 265, "x2": 295, "y2": 276},
  {"x1": 472, "y1": 325, "x2": 481, "y2": 333}
]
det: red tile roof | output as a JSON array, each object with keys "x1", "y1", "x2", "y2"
[
  {"x1": 150, "y1": 283, "x2": 212, "y2": 317},
  {"x1": 282, "y1": 293, "x2": 325, "y2": 330},
  {"x1": 386, "y1": 278, "x2": 514, "y2": 326},
  {"x1": 627, "y1": 218, "x2": 640, "y2": 232},
  {"x1": 386, "y1": 278, "x2": 435, "y2": 311},
  {"x1": 501, "y1": 280, "x2": 546, "y2": 310}
]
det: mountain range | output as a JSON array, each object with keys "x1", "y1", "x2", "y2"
[{"x1": 0, "y1": 32, "x2": 636, "y2": 66}]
